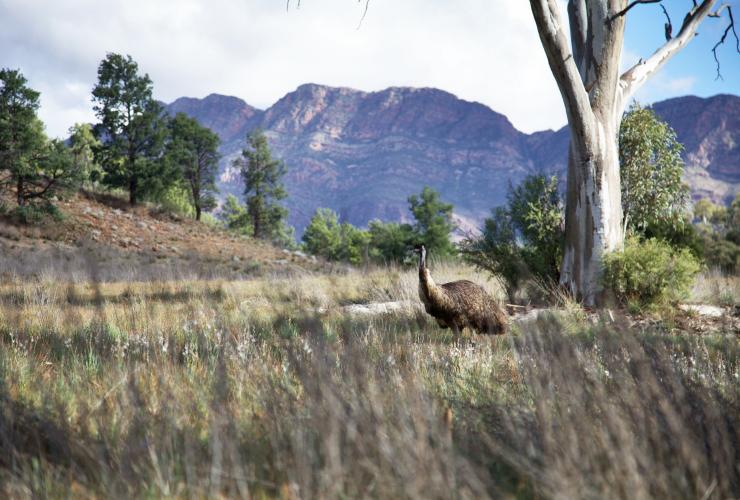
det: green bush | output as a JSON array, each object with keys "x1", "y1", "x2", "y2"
[
  {"x1": 13, "y1": 202, "x2": 65, "y2": 224},
  {"x1": 461, "y1": 174, "x2": 563, "y2": 301},
  {"x1": 602, "y1": 237, "x2": 701, "y2": 309}
]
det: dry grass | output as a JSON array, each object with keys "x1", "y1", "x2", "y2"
[
  {"x1": 691, "y1": 269, "x2": 740, "y2": 307},
  {"x1": 0, "y1": 262, "x2": 737, "y2": 498}
]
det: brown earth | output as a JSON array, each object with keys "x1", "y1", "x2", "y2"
[{"x1": 0, "y1": 191, "x2": 322, "y2": 282}]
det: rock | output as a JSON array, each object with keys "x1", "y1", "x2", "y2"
[
  {"x1": 232, "y1": 256, "x2": 240, "y2": 262},
  {"x1": 137, "y1": 221, "x2": 148, "y2": 230},
  {"x1": 679, "y1": 304, "x2": 725, "y2": 318},
  {"x1": 342, "y1": 301, "x2": 414, "y2": 316}
]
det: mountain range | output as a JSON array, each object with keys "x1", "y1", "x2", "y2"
[{"x1": 166, "y1": 85, "x2": 739, "y2": 235}]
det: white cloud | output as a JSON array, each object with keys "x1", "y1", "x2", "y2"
[
  {"x1": 631, "y1": 73, "x2": 697, "y2": 106},
  {"x1": 1, "y1": 0, "x2": 569, "y2": 137}
]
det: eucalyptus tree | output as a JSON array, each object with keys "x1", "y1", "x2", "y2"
[{"x1": 529, "y1": 0, "x2": 737, "y2": 304}]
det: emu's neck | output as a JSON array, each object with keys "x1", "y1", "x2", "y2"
[{"x1": 418, "y1": 249, "x2": 438, "y2": 303}]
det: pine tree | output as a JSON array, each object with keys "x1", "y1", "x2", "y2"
[
  {"x1": 91, "y1": 53, "x2": 171, "y2": 205},
  {"x1": 166, "y1": 113, "x2": 220, "y2": 220},
  {"x1": 233, "y1": 129, "x2": 289, "y2": 240},
  {"x1": 0, "y1": 69, "x2": 81, "y2": 206}
]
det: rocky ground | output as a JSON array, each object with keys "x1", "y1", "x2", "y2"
[{"x1": 0, "y1": 191, "x2": 321, "y2": 282}]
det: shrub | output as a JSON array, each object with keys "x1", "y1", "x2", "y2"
[
  {"x1": 302, "y1": 208, "x2": 370, "y2": 265},
  {"x1": 12, "y1": 202, "x2": 65, "y2": 225},
  {"x1": 602, "y1": 237, "x2": 701, "y2": 309},
  {"x1": 461, "y1": 174, "x2": 563, "y2": 301}
]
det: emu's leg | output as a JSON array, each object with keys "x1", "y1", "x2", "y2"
[
  {"x1": 436, "y1": 319, "x2": 449, "y2": 329},
  {"x1": 450, "y1": 322, "x2": 461, "y2": 337}
]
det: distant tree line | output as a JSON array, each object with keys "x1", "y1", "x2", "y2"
[{"x1": 301, "y1": 186, "x2": 456, "y2": 265}]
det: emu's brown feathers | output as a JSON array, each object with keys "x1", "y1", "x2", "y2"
[{"x1": 416, "y1": 247, "x2": 507, "y2": 335}]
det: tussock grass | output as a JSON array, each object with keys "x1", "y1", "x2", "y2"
[{"x1": 0, "y1": 262, "x2": 737, "y2": 498}]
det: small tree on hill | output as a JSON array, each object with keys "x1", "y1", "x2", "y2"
[
  {"x1": 92, "y1": 53, "x2": 171, "y2": 205},
  {"x1": 408, "y1": 186, "x2": 456, "y2": 259},
  {"x1": 234, "y1": 129, "x2": 289, "y2": 240},
  {"x1": 0, "y1": 69, "x2": 82, "y2": 206},
  {"x1": 302, "y1": 208, "x2": 370, "y2": 265},
  {"x1": 220, "y1": 194, "x2": 252, "y2": 235},
  {"x1": 368, "y1": 219, "x2": 415, "y2": 264},
  {"x1": 68, "y1": 123, "x2": 103, "y2": 187},
  {"x1": 166, "y1": 113, "x2": 220, "y2": 220}
]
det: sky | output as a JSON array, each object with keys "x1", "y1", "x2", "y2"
[{"x1": 1, "y1": 0, "x2": 738, "y2": 138}]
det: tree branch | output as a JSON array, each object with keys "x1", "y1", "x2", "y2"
[
  {"x1": 530, "y1": 0, "x2": 593, "y2": 139},
  {"x1": 710, "y1": 5, "x2": 739, "y2": 80},
  {"x1": 661, "y1": 4, "x2": 672, "y2": 40},
  {"x1": 619, "y1": 0, "x2": 716, "y2": 102},
  {"x1": 608, "y1": 0, "x2": 663, "y2": 23},
  {"x1": 567, "y1": 0, "x2": 589, "y2": 79}
]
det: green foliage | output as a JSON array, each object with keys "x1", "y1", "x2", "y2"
[
  {"x1": 0, "y1": 69, "x2": 81, "y2": 207},
  {"x1": 367, "y1": 219, "x2": 415, "y2": 264},
  {"x1": 92, "y1": 53, "x2": 173, "y2": 205},
  {"x1": 704, "y1": 238, "x2": 739, "y2": 274},
  {"x1": 220, "y1": 194, "x2": 252, "y2": 236},
  {"x1": 68, "y1": 123, "x2": 103, "y2": 186},
  {"x1": 407, "y1": 186, "x2": 456, "y2": 258},
  {"x1": 619, "y1": 103, "x2": 690, "y2": 236},
  {"x1": 692, "y1": 195, "x2": 740, "y2": 273},
  {"x1": 234, "y1": 129, "x2": 290, "y2": 241},
  {"x1": 693, "y1": 198, "x2": 727, "y2": 225},
  {"x1": 0, "y1": 69, "x2": 43, "y2": 200},
  {"x1": 165, "y1": 113, "x2": 220, "y2": 220},
  {"x1": 602, "y1": 237, "x2": 701, "y2": 309},
  {"x1": 157, "y1": 184, "x2": 195, "y2": 218},
  {"x1": 13, "y1": 201, "x2": 65, "y2": 224},
  {"x1": 461, "y1": 175, "x2": 563, "y2": 300},
  {"x1": 302, "y1": 208, "x2": 370, "y2": 265}
]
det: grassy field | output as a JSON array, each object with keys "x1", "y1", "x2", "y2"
[{"x1": 0, "y1": 263, "x2": 737, "y2": 498}]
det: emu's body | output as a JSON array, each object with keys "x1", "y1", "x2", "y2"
[{"x1": 416, "y1": 246, "x2": 507, "y2": 335}]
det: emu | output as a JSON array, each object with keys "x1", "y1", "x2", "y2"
[{"x1": 414, "y1": 244, "x2": 507, "y2": 335}]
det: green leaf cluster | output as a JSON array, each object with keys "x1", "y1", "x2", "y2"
[
  {"x1": 693, "y1": 195, "x2": 740, "y2": 273},
  {"x1": 302, "y1": 208, "x2": 370, "y2": 265},
  {"x1": 408, "y1": 186, "x2": 456, "y2": 258},
  {"x1": 461, "y1": 174, "x2": 563, "y2": 301},
  {"x1": 619, "y1": 103, "x2": 690, "y2": 236},
  {"x1": 602, "y1": 237, "x2": 701, "y2": 310}
]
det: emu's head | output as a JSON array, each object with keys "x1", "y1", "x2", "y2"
[{"x1": 412, "y1": 243, "x2": 427, "y2": 265}]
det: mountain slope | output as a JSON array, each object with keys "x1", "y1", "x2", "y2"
[{"x1": 167, "y1": 87, "x2": 739, "y2": 234}]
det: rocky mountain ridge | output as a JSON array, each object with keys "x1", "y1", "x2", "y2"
[{"x1": 166, "y1": 86, "x2": 739, "y2": 234}]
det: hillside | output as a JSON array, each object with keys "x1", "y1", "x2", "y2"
[
  {"x1": 167, "y1": 87, "x2": 740, "y2": 234},
  {"x1": 0, "y1": 191, "x2": 319, "y2": 281}
]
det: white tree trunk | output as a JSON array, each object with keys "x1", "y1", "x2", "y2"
[
  {"x1": 561, "y1": 117, "x2": 623, "y2": 305},
  {"x1": 530, "y1": 0, "x2": 716, "y2": 305}
]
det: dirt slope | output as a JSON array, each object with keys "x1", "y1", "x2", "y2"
[{"x1": 0, "y1": 191, "x2": 320, "y2": 282}]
